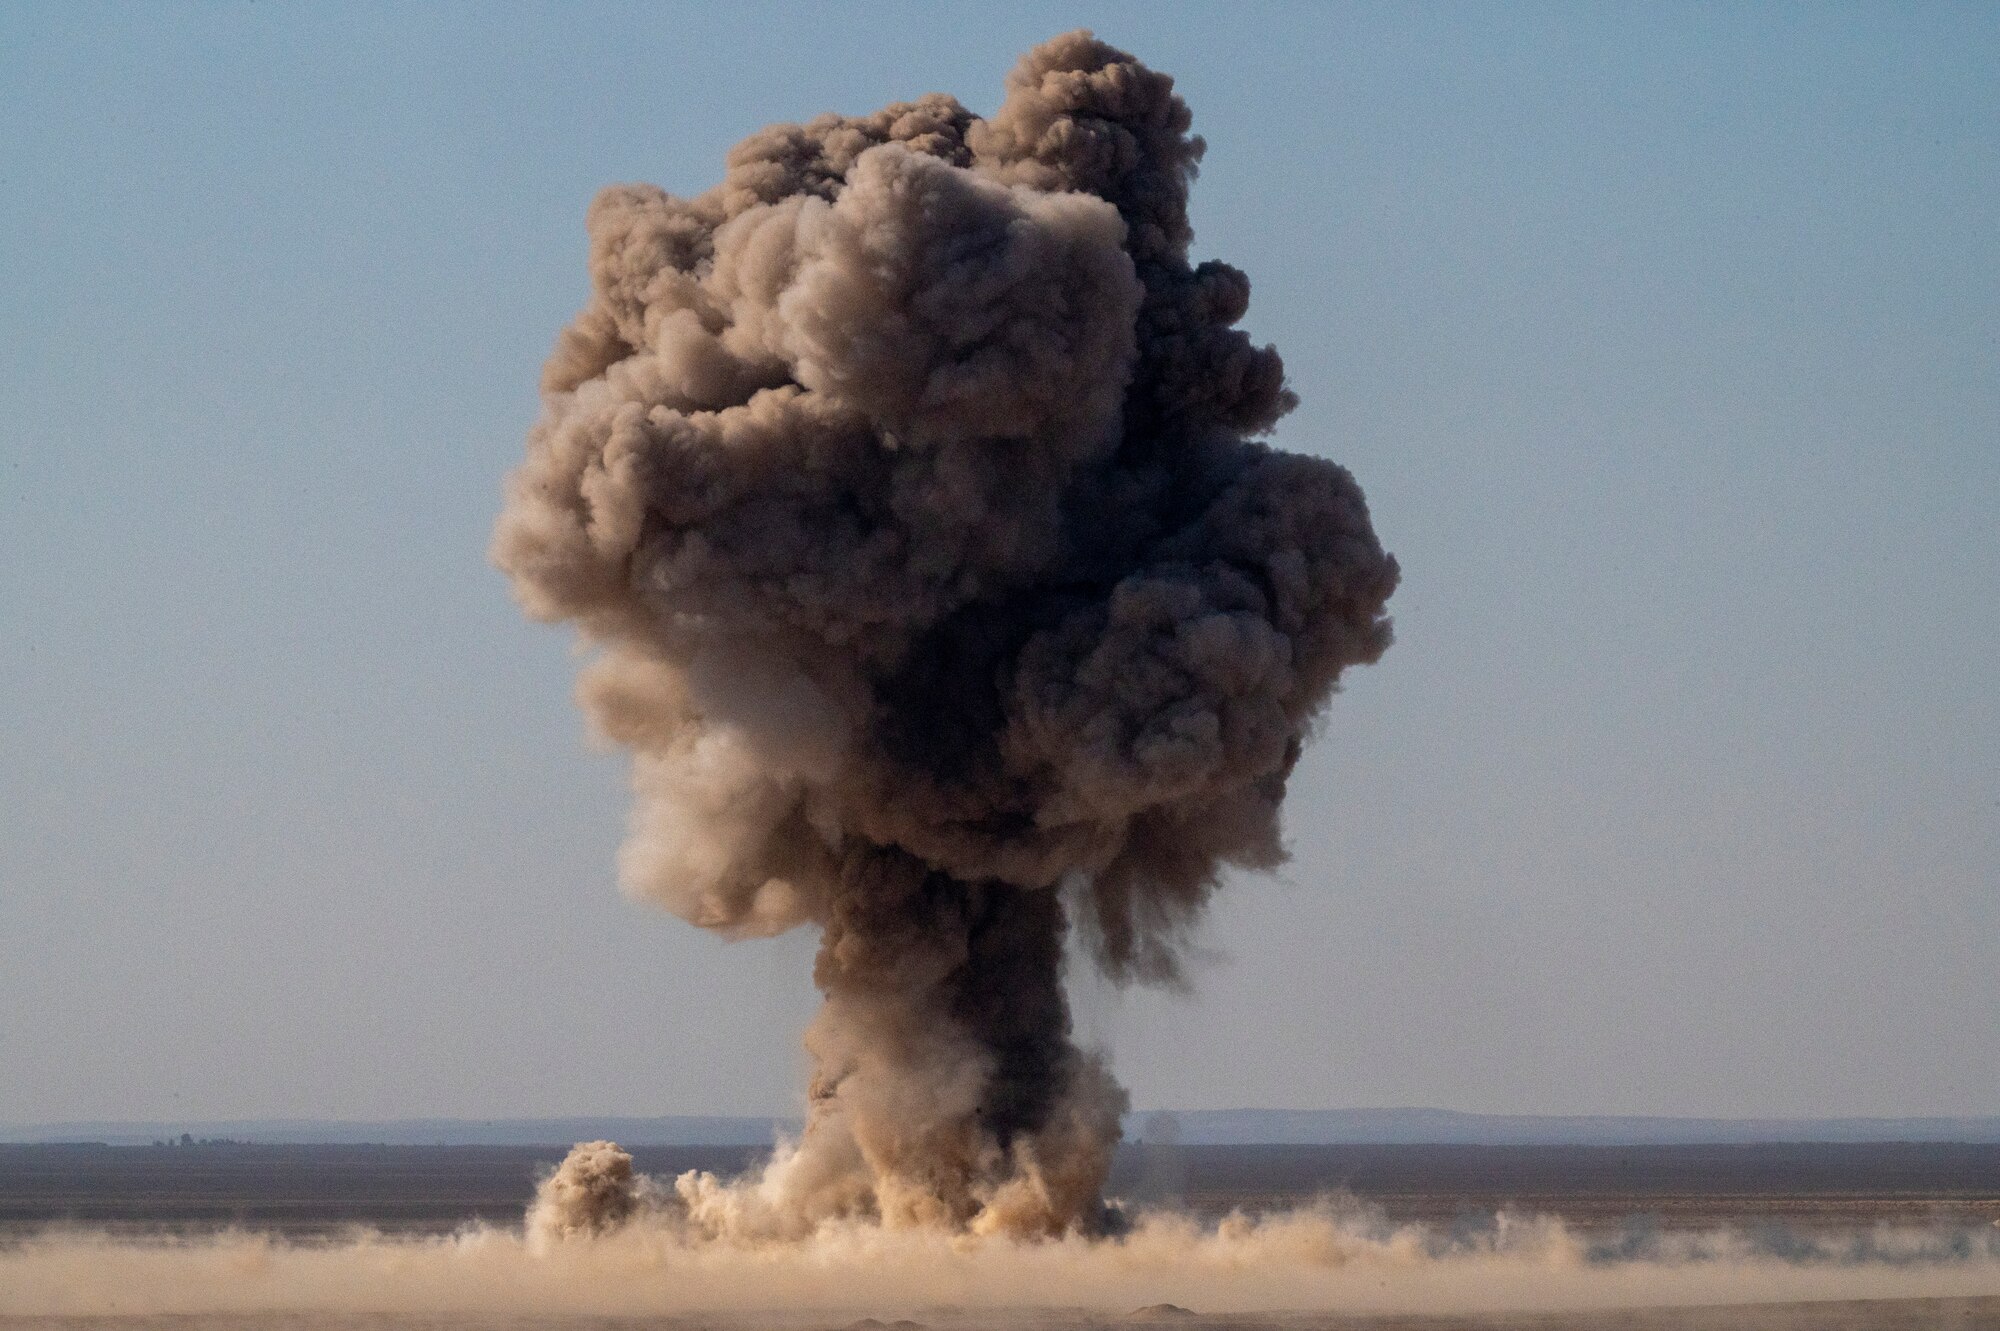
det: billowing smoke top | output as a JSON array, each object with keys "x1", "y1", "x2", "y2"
[{"x1": 496, "y1": 32, "x2": 1397, "y2": 1239}]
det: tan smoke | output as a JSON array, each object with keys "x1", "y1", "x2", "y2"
[
  {"x1": 525, "y1": 1141, "x2": 650, "y2": 1249},
  {"x1": 494, "y1": 30, "x2": 1399, "y2": 1238},
  {"x1": 7, "y1": 1208, "x2": 1999, "y2": 1319}
]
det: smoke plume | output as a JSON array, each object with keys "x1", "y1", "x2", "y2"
[{"x1": 494, "y1": 30, "x2": 1398, "y2": 1238}]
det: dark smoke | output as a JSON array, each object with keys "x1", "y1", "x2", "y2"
[{"x1": 495, "y1": 30, "x2": 1397, "y2": 1238}]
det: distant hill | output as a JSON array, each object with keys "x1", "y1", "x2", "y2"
[
  {"x1": 8, "y1": 1108, "x2": 1998, "y2": 1148},
  {"x1": 1134, "y1": 1108, "x2": 2000, "y2": 1146}
]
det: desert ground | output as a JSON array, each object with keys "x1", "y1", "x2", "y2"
[
  {"x1": 4, "y1": 1303, "x2": 2000, "y2": 1331},
  {"x1": 4, "y1": 1141, "x2": 1996, "y2": 1237}
]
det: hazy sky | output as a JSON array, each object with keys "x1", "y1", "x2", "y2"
[{"x1": 3, "y1": 2, "x2": 1994, "y2": 1126}]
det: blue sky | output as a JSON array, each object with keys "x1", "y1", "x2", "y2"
[{"x1": 2, "y1": 2, "x2": 1995, "y2": 1124}]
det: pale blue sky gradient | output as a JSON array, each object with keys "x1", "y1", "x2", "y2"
[{"x1": 3, "y1": 2, "x2": 1994, "y2": 1123}]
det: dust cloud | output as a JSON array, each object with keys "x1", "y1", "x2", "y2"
[
  {"x1": 5, "y1": 1204, "x2": 1997, "y2": 1319},
  {"x1": 493, "y1": 30, "x2": 1396, "y2": 1238}
]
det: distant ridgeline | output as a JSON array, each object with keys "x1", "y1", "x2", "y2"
[{"x1": 8, "y1": 1109, "x2": 2000, "y2": 1147}]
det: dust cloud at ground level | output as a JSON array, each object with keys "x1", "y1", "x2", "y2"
[{"x1": 4, "y1": 1202, "x2": 1998, "y2": 1322}]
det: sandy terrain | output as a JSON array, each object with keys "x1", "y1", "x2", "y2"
[{"x1": 5, "y1": 1300, "x2": 2000, "y2": 1330}]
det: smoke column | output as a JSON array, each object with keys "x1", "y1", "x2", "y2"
[{"x1": 495, "y1": 30, "x2": 1398, "y2": 1239}]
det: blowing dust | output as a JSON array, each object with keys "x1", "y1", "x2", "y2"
[{"x1": 5, "y1": 1200, "x2": 1999, "y2": 1319}]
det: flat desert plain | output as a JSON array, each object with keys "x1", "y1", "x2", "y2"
[
  {"x1": 4, "y1": 1141, "x2": 1996, "y2": 1236},
  {"x1": 3, "y1": 1143, "x2": 1997, "y2": 1329}
]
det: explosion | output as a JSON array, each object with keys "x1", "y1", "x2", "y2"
[{"x1": 495, "y1": 30, "x2": 1397, "y2": 1240}]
